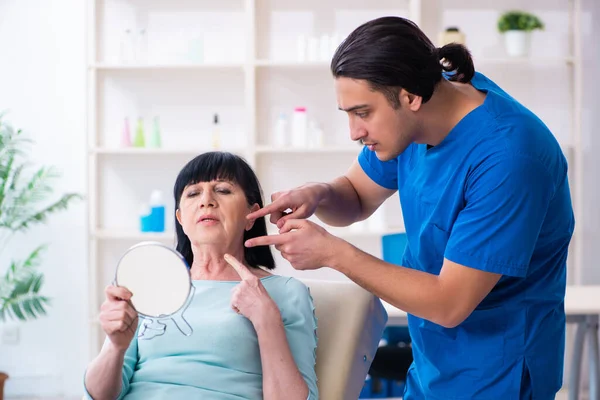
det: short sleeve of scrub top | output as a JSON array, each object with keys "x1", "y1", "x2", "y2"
[{"x1": 358, "y1": 145, "x2": 399, "y2": 190}]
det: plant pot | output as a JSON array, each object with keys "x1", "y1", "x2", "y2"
[
  {"x1": 0, "y1": 372, "x2": 8, "y2": 400},
  {"x1": 503, "y1": 30, "x2": 531, "y2": 57}
]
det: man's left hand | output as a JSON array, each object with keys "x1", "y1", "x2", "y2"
[{"x1": 245, "y1": 219, "x2": 340, "y2": 271}]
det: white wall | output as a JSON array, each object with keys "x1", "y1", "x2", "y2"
[
  {"x1": 0, "y1": 0, "x2": 598, "y2": 398},
  {"x1": 0, "y1": 0, "x2": 87, "y2": 398}
]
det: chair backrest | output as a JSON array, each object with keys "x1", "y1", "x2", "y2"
[{"x1": 299, "y1": 278, "x2": 388, "y2": 400}]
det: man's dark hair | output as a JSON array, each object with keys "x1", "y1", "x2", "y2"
[{"x1": 331, "y1": 16, "x2": 475, "y2": 108}]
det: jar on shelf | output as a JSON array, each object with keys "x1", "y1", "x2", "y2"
[{"x1": 438, "y1": 27, "x2": 466, "y2": 46}]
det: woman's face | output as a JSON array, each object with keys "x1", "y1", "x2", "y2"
[{"x1": 176, "y1": 179, "x2": 258, "y2": 248}]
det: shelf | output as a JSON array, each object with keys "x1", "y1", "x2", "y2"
[
  {"x1": 90, "y1": 147, "x2": 246, "y2": 156},
  {"x1": 92, "y1": 229, "x2": 176, "y2": 242},
  {"x1": 267, "y1": 226, "x2": 404, "y2": 239},
  {"x1": 255, "y1": 145, "x2": 361, "y2": 154},
  {"x1": 332, "y1": 228, "x2": 405, "y2": 239},
  {"x1": 475, "y1": 56, "x2": 574, "y2": 66},
  {"x1": 90, "y1": 147, "x2": 359, "y2": 156},
  {"x1": 91, "y1": 58, "x2": 574, "y2": 71},
  {"x1": 90, "y1": 63, "x2": 245, "y2": 71},
  {"x1": 94, "y1": 227, "x2": 403, "y2": 242},
  {"x1": 254, "y1": 59, "x2": 330, "y2": 69}
]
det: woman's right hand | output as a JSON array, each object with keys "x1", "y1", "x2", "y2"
[
  {"x1": 246, "y1": 183, "x2": 327, "y2": 228},
  {"x1": 99, "y1": 285, "x2": 138, "y2": 352}
]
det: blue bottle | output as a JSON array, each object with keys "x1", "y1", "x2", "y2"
[{"x1": 139, "y1": 204, "x2": 153, "y2": 233}]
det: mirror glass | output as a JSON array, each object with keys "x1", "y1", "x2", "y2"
[{"x1": 114, "y1": 241, "x2": 194, "y2": 339}]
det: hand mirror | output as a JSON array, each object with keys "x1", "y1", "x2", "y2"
[{"x1": 114, "y1": 241, "x2": 194, "y2": 340}]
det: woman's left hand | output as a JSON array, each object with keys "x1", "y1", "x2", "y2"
[{"x1": 225, "y1": 254, "x2": 281, "y2": 328}]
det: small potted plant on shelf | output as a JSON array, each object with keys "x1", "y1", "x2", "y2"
[
  {"x1": 497, "y1": 10, "x2": 544, "y2": 57},
  {"x1": 0, "y1": 114, "x2": 81, "y2": 400}
]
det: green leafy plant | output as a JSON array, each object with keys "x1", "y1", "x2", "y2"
[
  {"x1": 0, "y1": 113, "x2": 82, "y2": 322},
  {"x1": 497, "y1": 10, "x2": 544, "y2": 33}
]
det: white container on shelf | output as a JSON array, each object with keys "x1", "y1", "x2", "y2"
[
  {"x1": 120, "y1": 29, "x2": 134, "y2": 63},
  {"x1": 319, "y1": 34, "x2": 331, "y2": 61},
  {"x1": 308, "y1": 119, "x2": 324, "y2": 148},
  {"x1": 307, "y1": 37, "x2": 319, "y2": 62},
  {"x1": 291, "y1": 107, "x2": 308, "y2": 148},
  {"x1": 136, "y1": 28, "x2": 148, "y2": 63},
  {"x1": 330, "y1": 32, "x2": 343, "y2": 55},
  {"x1": 273, "y1": 113, "x2": 289, "y2": 147},
  {"x1": 296, "y1": 34, "x2": 307, "y2": 62},
  {"x1": 437, "y1": 27, "x2": 466, "y2": 47}
]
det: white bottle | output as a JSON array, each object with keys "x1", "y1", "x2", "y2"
[
  {"x1": 330, "y1": 32, "x2": 343, "y2": 55},
  {"x1": 136, "y1": 28, "x2": 148, "y2": 64},
  {"x1": 273, "y1": 113, "x2": 289, "y2": 147},
  {"x1": 308, "y1": 119, "x2": 324, "y2": 148},
  {"x1": 296, "y1": 35, "x2": 307, "y2": 63},
  {"x1": 291, "y1": 107, "x2": 308, "y2": 148},
  {"x1": 211, "y1": 113, "x2": 220, "y2": 149},
  {"x1": 307, "y1": 37, "x2": 319, "y2": 62},
  {"x1": 319, "y1": 34, "x2": 331, "y2": 62},
  {"x1": 120, "y1": 29, "x2": 134, "y2": 64}
]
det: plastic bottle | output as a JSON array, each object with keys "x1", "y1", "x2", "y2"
[
  {"x1": 212, "y1": 113, "x2": 220, "y2": 149},
  {"x1": 319, "y1": 34, "x2": 331, "y2": 61},
  {"x1": 136, "y1": 28, "x2": 148, "y2": 64},
  {"x1": 147, "y1": 116, "x2": 161, "y2": 148},
  {"x1": 307, "y1": 37, "x2": 319, "y2": 62},
  {"x1": 296, "y1": 35, "x2": 307, "y2": 62},
  {"x1": 308, "y1": 119, "x2": 323, "y2": 148},
  {"x1": 273, "y1": 113, "x2": 289, "y2": 147},
  {"x1": 139, "y1": 203, "x2": 152, "y2": 232},
  {"x1": 149, "y1": 190, "x2": 165, "y2": 232},
  {"x1": 120, "y1": 29, "x2": 133, "y2": 63},
  {"x1": 330, "y1": 32, "x2": 343, "y2": 55},
  {"x1": 120, "y1": 117, "x2": 131, "y2": 147},
  {"x1": 291, "y1": 107, "x2": 307, "y2": 148},
  {"x1": 133, "y1": 117, "x2": 145, "y2": 147}
]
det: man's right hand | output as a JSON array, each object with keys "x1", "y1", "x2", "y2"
[
  {"x1": 99, "y1": 285, "x2": 138, "y2": 352},
  {"x1": 247, "y1": 183, "x2": 328, "y2": 228}
]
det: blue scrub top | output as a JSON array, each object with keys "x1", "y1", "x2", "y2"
[{"x1": 358, "y1": 72, "x2": 574, "y2": 399}]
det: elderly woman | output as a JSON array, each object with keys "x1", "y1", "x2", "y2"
[{"x1": 84, "y1": 152, "x2": 318, "y2": 400}]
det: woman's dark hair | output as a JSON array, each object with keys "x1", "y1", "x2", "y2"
[
  {"x1": 331, "y1": 16, "x2": 475, "y2": 108},
  {"x1": 173, "y1": 151, "x2": 275, "y2": 270}
]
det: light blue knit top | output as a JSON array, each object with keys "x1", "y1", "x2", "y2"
[{"x1": 84, "y1": 275, "x2": 318, "y2": 399}]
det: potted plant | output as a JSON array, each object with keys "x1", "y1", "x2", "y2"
[
  {"x1": 0, "y1": 114, "x2": 81, "y2": 400},
  {"x1": 497, "y1": 10, "x2": 544, "y2": 57}
]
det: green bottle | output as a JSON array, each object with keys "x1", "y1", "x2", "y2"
[
  {"x1": 148, "y1": 116, "x2": 162, "y2": 148},
  {"x1": 133, "y1": 117, "x2": 145, "y2": 147}
]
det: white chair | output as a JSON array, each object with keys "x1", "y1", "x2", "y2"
[{"x1": 299, "y1": 278, "x2": 388, "y2": 400}]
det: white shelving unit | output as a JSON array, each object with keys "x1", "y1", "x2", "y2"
[{"x1": 85, "y1": 0, "x2": 584, "y2": 362}]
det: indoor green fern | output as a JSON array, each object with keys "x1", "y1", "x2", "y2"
[{"x1": 0, "y1": 113, "x2": 81, "y2": 321}]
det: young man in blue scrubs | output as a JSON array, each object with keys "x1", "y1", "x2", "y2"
[{"x1": 246, "y1": 16, "x2": 575, "y2": 399}]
